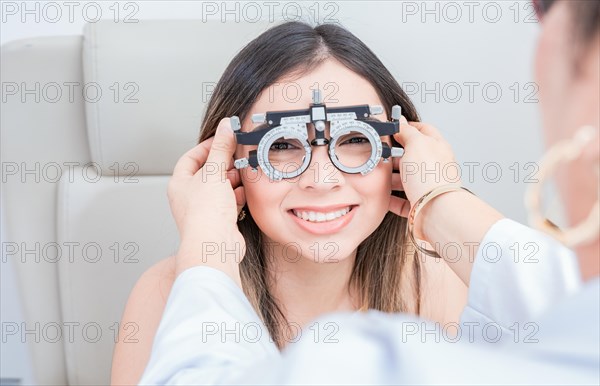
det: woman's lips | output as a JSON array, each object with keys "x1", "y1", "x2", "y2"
[
  {"x1": 289, "y1": 204, "x2": 354, "y2": 213},
  {"x1": 287, "y1": 205, "x2": 357, "y2": 235}
]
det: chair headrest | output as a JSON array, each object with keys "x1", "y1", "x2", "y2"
[{"x1": 82, "y1": 20, "x2": 271, "y2": 175}]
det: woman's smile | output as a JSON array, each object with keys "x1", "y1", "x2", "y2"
[{"x1": 287, "y1": 205, "x2": 358, "y2": 235}]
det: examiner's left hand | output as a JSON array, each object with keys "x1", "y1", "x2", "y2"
[{"x1": 388, "y1": 117, "x2": 462, "y2": 220}]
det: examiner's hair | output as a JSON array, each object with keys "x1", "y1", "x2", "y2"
[
  {"x1": 567, "y1": 0, "x2": 600, "y2": 44},
  {"x1": 198, "y1": 21, "x2": 421, "y2": 348}
]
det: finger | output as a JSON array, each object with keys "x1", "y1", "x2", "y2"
[
  {"x1": 389, "y1": 195, "x2": 410, "y2": 218},
  {"x1": 234, "y1": 186, "x2": 246, "y2": 213},
  {"x1": 226, "y1": 167, "x2": 242, "y2": 188},
  {"x1": 393, "y1": 116, "x2": 422, "y2": 147},
  {"x1": 391, "y1": 172, "x2": 404, "y2": 192},
  {"x1": 392, "y1": 156, "x2": 401, "y2": 171},
  {"x1": 172, "y1": 137, "x2": 215, "y2": 178},
  {"x1": 408, "y1": 121, "x2": 444, "y2": 141},
  {"x1": 204, "y1": 118, "x2": 238, "y2": 182}
]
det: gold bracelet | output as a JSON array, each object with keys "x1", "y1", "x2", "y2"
[{"x1": 407, "y1": 184, "x2": 474, "y2": 259}]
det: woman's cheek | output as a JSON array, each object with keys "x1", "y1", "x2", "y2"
[
  {"x1": 354, "y1": 166, "x2": 393, "y2": 221},
  {"x1": 243, "y1": 176, "x2": 289, "y2": 234},
  {"x1": 242, "y1": 173, "x2": 268, "y2": 218},
  {"x1": 371, "y1": 163, "x2": 393, "y2": 207}
]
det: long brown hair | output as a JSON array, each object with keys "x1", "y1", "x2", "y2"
[{"x1": 198, "y1": 21, "x2": 421, "y2": 348}]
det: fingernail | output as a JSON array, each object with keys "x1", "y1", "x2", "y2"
[{"x1": 400, "y1": 115, "x2": 408, "y2": 124}]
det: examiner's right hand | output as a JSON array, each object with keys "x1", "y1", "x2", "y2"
[{"x1": 167, "y1": 118, "x2": 246, "y2": 284}]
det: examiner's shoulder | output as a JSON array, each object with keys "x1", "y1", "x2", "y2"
[{"x1": 110, "y1": 256, "x2": 177, "y2": 385}]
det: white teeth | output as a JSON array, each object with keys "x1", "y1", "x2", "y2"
[{"x1": 292, "y1": 207, "x2": 352, "y2": 223}]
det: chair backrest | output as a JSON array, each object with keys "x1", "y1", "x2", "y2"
[{"x1": 1, "y1": 19, "x2": 271, "y2": 385}]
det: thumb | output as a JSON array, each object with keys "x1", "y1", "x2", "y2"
[
  {"x1": 204, "y1": 118, "x2": 236, "y2": 181},
  {"x1": 393, "y1": 115, "x2": 420, "y2": 147}
]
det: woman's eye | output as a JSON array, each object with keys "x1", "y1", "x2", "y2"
[
  {"x1": 340, "y1": 136, "x2": 369, "y2": 145},
  {"x1": 270, "y1": 141, "x2": 297, "y2": 151}
]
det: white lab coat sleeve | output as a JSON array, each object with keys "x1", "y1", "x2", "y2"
[
  {"x1": 460, "y1": 218, "x2": 582, "y2": 331},
  {"x1": 138, "y1": 266, "x2": 280, "y2": 385}
]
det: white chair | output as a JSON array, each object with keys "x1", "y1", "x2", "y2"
[{"x1": 1, "y1": 19, "x2": 271, "y2": 385}]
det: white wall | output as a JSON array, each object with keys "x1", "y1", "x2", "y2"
[
  {"x1": 1, "y1": 1, "x2": 551, "y2": 384},
  {"x1": 2, "y1": 0, "x2": 546, "y2": 219}
]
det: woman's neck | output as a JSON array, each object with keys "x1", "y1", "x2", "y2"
[{"x1": 266, "y1": 241, "x2": 360, "y2": 328}]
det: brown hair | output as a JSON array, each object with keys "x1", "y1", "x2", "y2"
[
  {"x1": 568, "y1": 0, "x2": 600, "y2": 44},
  {"x1": 198, "y1": 21, "x2": 421, "y2": 348}
]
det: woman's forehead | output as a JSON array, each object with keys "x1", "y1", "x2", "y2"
[
  {"x1": 244, "y1": 69, "x2": 385, "y2": 133},
  {"x1": 253, "y1": 59, "x2": 383, "y2": 111}
]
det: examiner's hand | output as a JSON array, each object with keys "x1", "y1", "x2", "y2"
[
  {"x1": 389, "y1": 116, "x2": 462, "y2": 218},
  {"x1": 167, "y1": 118, "x2": 246, "y2": 284}
]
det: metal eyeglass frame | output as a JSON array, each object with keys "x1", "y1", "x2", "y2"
[{"x1": 231, "y1": 89, "x2": 404, "y2": 181}]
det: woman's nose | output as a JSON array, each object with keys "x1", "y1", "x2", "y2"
[{"x1": 297, "y1": 144, "x2": 345, "y2": 190}]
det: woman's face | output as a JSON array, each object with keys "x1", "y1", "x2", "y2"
[{"x1": 234, "y1": 58, "x2": 393, "y2": 263}]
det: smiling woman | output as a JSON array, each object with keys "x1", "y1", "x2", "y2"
[
  {"x1": 110, "y1": 21, "x2": 467, "y2": 385},
  {"x1": 109, "y1": 0, "x2": 599, "y2": 383},
  {"x1": 230, "y1": 55, "x2": 424, "y2": 341},
  {"x1": 206, "y1": 21, "x2": 466, "y2": 343}
]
